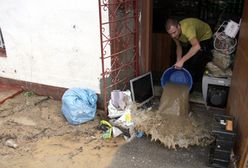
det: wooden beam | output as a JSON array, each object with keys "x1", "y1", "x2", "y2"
[{"x1": 140, "y1": 0, "x2": 152, "y2": 73}]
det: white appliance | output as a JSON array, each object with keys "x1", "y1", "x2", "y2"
[
  {"x1": 202, "y1": 75, "x2": 231, "y2": 108},
  {"x1": 224, "y1": 20, "x2": 240, "y2": 38}
]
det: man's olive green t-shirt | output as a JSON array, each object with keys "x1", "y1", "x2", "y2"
[{"x1": 179, "y1": 18, "x2": 212, "y2": 43}]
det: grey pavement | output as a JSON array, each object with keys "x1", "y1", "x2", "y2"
[{"x1": 108, "y1": 136, "x2": 210, "y2": 168}]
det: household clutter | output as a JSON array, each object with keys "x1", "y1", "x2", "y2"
[
  {"x1": 58, "y1": 62, "x2": 231, "y2": 150},
  {"x1": 202, "y1": 19, "x2": 240, "y2": 109},
  {"x1": 81, "y1": 68, "x2": 213, "y2": 149},
  {"x1": 206, "y1": 19, "x2": 240, "y2": 78},
  {"x1": 57, "y1": 18, "x2": 241, "y2": 167},
  {"x1": 58, "y1": 20, "x2": 240, "y2": 150}
]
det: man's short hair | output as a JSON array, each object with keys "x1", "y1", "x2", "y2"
[{"x1": 165, "y1": 18, "x2": 179, "y2": 31}]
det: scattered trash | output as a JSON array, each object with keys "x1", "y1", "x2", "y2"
[
  {"x1": 112, "y1": 127, "x2": 123, "y2": 138},
  {"x1": 112, "y1": 125, "x2": 130, "y2": 138},
  {"x1": 99, "y1": 120, "x2": 113, "y2": 139},
  {"x1": 61, "y1": 88, "x2": 97, "y2": 125},
  {"x1": 135, "y1": 131, "x2": 144, "y2": 138},
  {"x1": 104, "y1": 90, "x2": 144, "y2": 141},
  {"x1": 111, "y1": 90, "x2": 126, "y2": 110},
  {"x1": 98, "y1": 120, "x2": 110, "y2": 132},
  {"x1": 5, "y1": 139, "x2": 18, "y2": 149},
  {"x1": 108, "y1": 110, "x2": 144, "y2": 141},
  {"x1": 114, "y1": 109, "x2": 134, "y2": 127},
  {"x1": 108, "y1": 90, "x2": 132, "y2": 118}
]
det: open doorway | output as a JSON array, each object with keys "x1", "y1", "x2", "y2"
[
  {"x1": 149, "y1": 0, "x2": 244, "y2": 106},
  {"x1": 138, "y1": 1, "x2": 247, "y2": 166}
]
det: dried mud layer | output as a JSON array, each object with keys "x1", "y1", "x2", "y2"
[{"x1": 0, "y1": 92, "x2": 125, "y2": 168}]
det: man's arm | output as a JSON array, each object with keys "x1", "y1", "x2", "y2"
[
  {"x1": 174, "y1": 37, "x2": 201, "y2": 68},
  {"x1": 173, "y1": 39, "x2": 183, "y2": 61}
]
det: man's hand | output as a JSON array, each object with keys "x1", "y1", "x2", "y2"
[{"x1": 174, "y1": 58, "x2": 184, "y2": 69}]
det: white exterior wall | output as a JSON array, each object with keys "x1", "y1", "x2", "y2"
[{"x1": 0, "y1": 0, "x2": 108, "y2": 93}]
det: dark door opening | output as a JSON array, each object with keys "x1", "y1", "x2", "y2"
[{"x1": 151, "y1": 0, "x2": 244, "y2": 89}]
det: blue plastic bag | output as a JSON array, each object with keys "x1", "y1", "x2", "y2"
[{"x1": 61, "y1": 88, "x2": 97, "y2": 125}]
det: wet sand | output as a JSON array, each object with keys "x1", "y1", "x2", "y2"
[
  {"x1": 0, "y1": 92, "x2": 125, "y2": 168},
  {"x1": 133, "y1": 83, "x2": 213, "y2": 149}
]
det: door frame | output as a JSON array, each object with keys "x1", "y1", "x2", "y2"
[{"x1": 140, "y1": 0, "x2": 153, "y2": 73}]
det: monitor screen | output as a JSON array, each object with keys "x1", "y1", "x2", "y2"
[{"x1": 130, "y1": 72, "x2": 154, "y2": 106}]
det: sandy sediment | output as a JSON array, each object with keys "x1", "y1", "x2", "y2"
[{"x1": 133, "y1": 83, "x2": 214, "y2": 149}]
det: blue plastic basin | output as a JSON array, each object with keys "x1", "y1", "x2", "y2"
[{"x1": 161, "y1": 67, "x2": 193, "y2": 91}]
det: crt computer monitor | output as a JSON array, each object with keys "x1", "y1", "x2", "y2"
[{"x1": 130, "y1": 72, "x2": 154, "y2": 107}]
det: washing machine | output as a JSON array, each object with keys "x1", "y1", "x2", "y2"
[{"x1": 202, "y1": 75, "x2": 231, "y2": 108}]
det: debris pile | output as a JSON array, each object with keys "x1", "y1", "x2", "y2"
[{"x1": 132, "y1": 84, "x2": 214, "y2": 149}]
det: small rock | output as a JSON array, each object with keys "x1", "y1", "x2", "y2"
[{"x1": 5, "y1": 139, "x2": 18, "y2": 149}]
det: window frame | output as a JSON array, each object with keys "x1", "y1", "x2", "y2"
[{"x1": 0, "y1": 27, "x2": 6, "y2": 57}]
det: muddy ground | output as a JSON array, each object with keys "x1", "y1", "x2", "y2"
[
  {"x1": 0, "y1": 89, "x2": 215, "y2": 168},
  {"x1": 0, "y1": 92, "x2": 125, "y2": 168}
]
